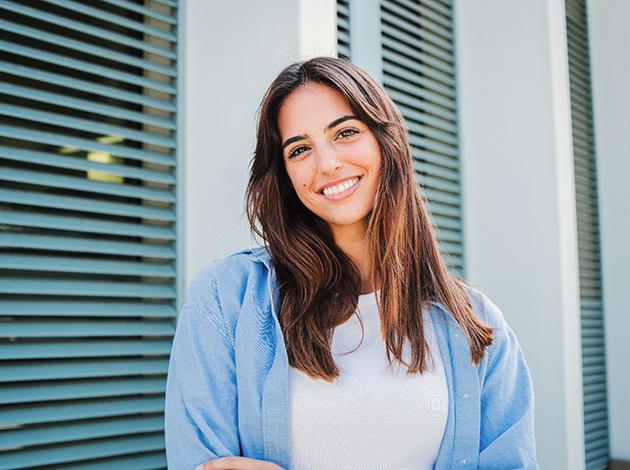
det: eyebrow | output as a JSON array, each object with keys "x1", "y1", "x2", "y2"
[
  {"x1": 325, "y1": 115, "x2": 357, "y2": 132},
  {"x1": 281, "y1": 115, "x2": 358, "y2": 150}
]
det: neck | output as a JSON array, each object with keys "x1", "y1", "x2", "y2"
[{"x1": 331, "y1": 223, "x2": 376, "y2": 295}]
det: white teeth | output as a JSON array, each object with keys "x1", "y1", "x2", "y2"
[{"x1": 322, "y1": 177, "x2": 359, "y2": 196}]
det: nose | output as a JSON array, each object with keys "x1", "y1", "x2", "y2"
[{"x1": 316, "y1": 145, "x2": 343, "y2": 175}]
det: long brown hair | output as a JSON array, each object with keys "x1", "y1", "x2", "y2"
[{"x1": 247, "y1": 57, "x2": 493, "y2": 380}]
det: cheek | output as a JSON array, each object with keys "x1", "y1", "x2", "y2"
[{"x1": 286, "y1": 166, "x2": 315, "y2": 191}]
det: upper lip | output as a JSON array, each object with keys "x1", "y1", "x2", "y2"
[{"x1": 317, "y1": 176, "x2": 360, "y2": 194}]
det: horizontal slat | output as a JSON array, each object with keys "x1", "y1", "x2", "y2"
[
  {"x1": 0, "y1": 167, "x2": 175, "y2": 202},
  {"x1": 0, "y1": 254, "x2": 175, "y2": 277},
  {"x1": 410, "y1": 137, "x2": 457, "y2": 162},
  {"x1": 1, "y1": 396, "x2": 164, "y2": 427},
  {"x1": 423, "y1": 0, "x2": 451, "y2": 17},
  {"x1": 395, "y1": 99, "x2": 457, "y2": 134},
  {"x1": 0, "y1": 40, "x2": 175, "y2": 94},
  {"x1": 0, "y1": 211, "x2": 175, "y2": 240},
  {"x1": 386, "y1": 87, "x2": 455, "y2": 123},
  {"x1": 0, "y1": 377, "x2": 167, "y2": 405},
  {"x1": 420, "y1": 185, "x2": 460, "y2": 206},
  {"x1": 417, "y1": 173, "x2": 460, "y2": 194},
  {"x1": 430, "y1": 214, "x2": 462, "y2": 232},
  {"x1": 567, "y1": 48, "x2": 591, "y2": 78},
  {"x1": 382, "y1": 34, "x2": 454, "y2": 77},
  {"x1": 0, "y1": 1, "x2": 176, "y2": 59},
  {"x1": 0, "y1": 233, "x2": 174, "y2": 258},
  {"x1": 0, "y1": 62, "x2": 176, "y2": 113},
  {"x1": 0, "y1": 125, "x2": 175, "y2": 166},
  {"x1": 583, "y1": 391, "x2": 607, "y2": 408},
  {"x1": 44, "y1": 0, "x2": 177, "y2": 43},
  {"x1": 382, "y1": 1, "x2": 453, "y2": 45},
  {"x1": 2, "y1": 104, "x2": 175, "y2": 148},
  {"x1": 383, "y1": 52, "x2": 455, "y2": 97},
  {"x1": 3, "y1": 319, "x2": 174, "y2": 338},
  {"x1": 432, "y1": 226, "x2": 462, "y2": 245},
  {"x1": 381, "y1": 22, "x2": 452, "y2": 65},
  {"x1": 1, "y1": 415, "x2": 164, "y2": 450},
  {"x1": 0, "y1": 278, "x2": 176, "y2": 298},
  {"x1": 383, "y1": 43, "x2": 453, "y2": 82},
  {"x1": 0, "y1": 19, "x2": 175, "y2": 77},
  {"x1": 0, "y1": 300, "x2": 175, "y2": 318},
  {"x1": 102, "y1": 0, "x2": 176, "y2": 25},
  {"x1": 407, "y1": 120, "x2": 457, "y2": 147},
  {"x1": 0, "y1": 340, "x2": 173, "y2": 359},
  {"x1": 385, "y1": 74, "x2": 455, "y2": 112},
  {"x1": 394, "y1": 0, "x2": 452, "y2": 30},
  {"x1": 0, "y1": 358, "x2": 169, "y2": 382},
  {"x1": 408, "y1": 133, "x2": 458, "y2": 159},
  {"x1": 422, "y1": 201, "x2": 460, "y2": 220},
  {"x1": 381, "y1": 8, "x2": 452, "y2": 52},
  {"x1": 584, "y1": 403, "x2": 608, "y2": 426},
  {"x1": 0, "y1": 145, "x2": 176, "y2": 184},
  {"x1": 0, "y1": 433, "x2": 165, "y2": 470},
  {"x1": 417, "y1": 172, "x2": 459, "y2": 195},
  {"x1": 411, "y1": 148, "x2": 458, "y2": 172},
  {"x1": 0, "y1": 82, "x2": 176, "y2": 129},
  {"x1": 0, "y1": 188, "x2": 175, "y2": 221},
  {"x1": 153, "y1": 0, "x2": 178, "y2": 7}
]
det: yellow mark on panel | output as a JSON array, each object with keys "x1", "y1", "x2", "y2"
[{"x1": 87, "y1": 151, "x2": 124, "y2": 184}]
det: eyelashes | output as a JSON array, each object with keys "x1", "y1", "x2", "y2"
[
  {"x1": 337, "y1": 127, "x2": 360, "y2": 139},
  {"x1": 285, "y1": 127, "x2": 361, "y2": 159},
  {"x1": 288, "y1": 145, "x2": 308, "y2": 159}
]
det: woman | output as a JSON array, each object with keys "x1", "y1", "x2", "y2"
[{"x1": 165, "y1": 57, "x2": 538, "y2": 469}]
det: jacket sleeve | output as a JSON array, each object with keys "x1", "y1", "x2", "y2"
[
  {"x1": 165, "y1": 272, "x2": 240, "y2": 469},
  {"x1": 477, "y1": 294, "x2": 539, "y2": 469}
]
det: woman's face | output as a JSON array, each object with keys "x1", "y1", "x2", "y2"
[{"x1": 278, "y1": 83, "x2": 381, "y2": 240}]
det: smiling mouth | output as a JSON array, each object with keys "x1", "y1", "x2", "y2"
[{"x1": 321, "y1": 177, "x2": 360, "y2": 196}]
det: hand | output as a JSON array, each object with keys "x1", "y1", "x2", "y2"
[{"x1": 195, "y1": 456, "x2": 284, "y2": 470}]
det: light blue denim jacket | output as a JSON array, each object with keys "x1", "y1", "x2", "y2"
[{"x1": 165, "y1": 248, "x2": 538, "y2": 469}]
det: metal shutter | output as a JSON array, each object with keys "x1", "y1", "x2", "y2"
[
  {"x1": 0, "y1": 0, "x2": 179, "y2": 468},
  {"x1": 337, "y1": 0, "x2": 351, "y2": 60},
  {"x1": 380, "y1": 0, "x2": 463, "y2": 274},
  {"x1": 566, "y1": 0, "x2": 610, "y2": 468}
]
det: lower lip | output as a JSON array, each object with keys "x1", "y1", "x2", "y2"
[{"x1": 321, "y1": 178, "x2": 361, "y2": 201}]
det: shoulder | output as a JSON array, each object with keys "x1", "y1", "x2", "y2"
[
  {"x1": 186, "y1": 247, "x2": 271, "y2": 297},
  {"x1": 182, "y1": 247, "x2": 273, "y2": 332},
  {"x1": 428, "y1": 286, "x2": 507, "y2": 331},
  {"x1": 467, "y1": 288, "x2": 508, "y2": 331}
]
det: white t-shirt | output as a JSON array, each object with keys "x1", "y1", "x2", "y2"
[{"x1": 288, "y1": 292, "x2": 449, "y2": 470}]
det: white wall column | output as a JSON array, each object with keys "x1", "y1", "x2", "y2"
[
  {"x1": 182, "y1": 0, "x2": 336, "y2": 288},
  {"x1": 455, "y1": 1, "x2": 585, "y2": 469},
  {"x1": 588, "y1": 0, "x2": 630, "y2": 462}
]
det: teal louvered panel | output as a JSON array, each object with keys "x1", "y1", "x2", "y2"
[
  {"x1": 0, "y1": 0, "x2": 178, "y2": 468},
  {"x1": 565, "y1": 0, "x2": 610, "y2": 469},
  {"x1": 380, "y1": 0, "x2": 463, "y2": 274},
  {"x1": 337, "y1": 0, "x2": 351, "y2": 59}
]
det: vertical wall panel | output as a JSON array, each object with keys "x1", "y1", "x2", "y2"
[
  {"x1": 0, "y1": 0, "x2": 179, "y2": 468},
  {"x1": 381, "y1": 0, "x2": 462, "y2": 274},
  {"x1": 338, "y1": 0, "x2": 463, "y2": 274},
  {"x1": 566, "y1": 0, "x2": 610, "y2": 468},
  {"x1": 337, "y1": 0, "x2": 351, "y2": 60}
]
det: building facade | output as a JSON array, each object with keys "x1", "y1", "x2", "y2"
[{"x1": 1, "y1": 0, "x2": 628, "y2": 468}]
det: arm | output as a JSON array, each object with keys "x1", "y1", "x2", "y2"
[
  {"x1": 477, "y1": 296, "x2": 539, "y2": 469},
  {"x1": 165, "y1": 274, "x2": 241, "y2": 469},
  {"x1": 195, "y1": 457, "x2": 283, "y2": 470}
]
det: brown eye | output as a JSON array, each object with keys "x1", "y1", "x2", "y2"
[
  {"x1": 288, "y1": 145, "x2": 309, "y2": 159},
  {"x1": 338, "y1": 128, "x2": 359, "y2": 139}
]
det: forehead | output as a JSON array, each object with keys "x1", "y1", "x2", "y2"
[{"x1": 277, "y1": 83, "x2": 354, "y2": 137}]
